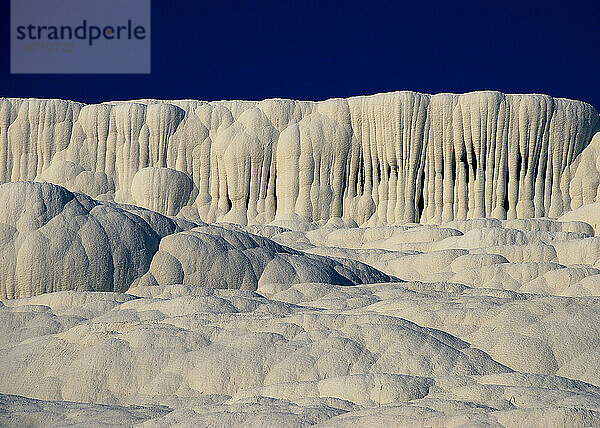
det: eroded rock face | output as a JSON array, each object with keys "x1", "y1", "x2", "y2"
[
  {"x1": 0, "y1": 182, "x2": 162, "y2": 299},
  {"x1": 4, "y1": 92, "x2": 600, "y2": 426},
  {"x1": 4, "y1": 283, "x2": 600, "y2": 427},
  {"x1": 1, "y1": 92, "x2": 598, "y2": 223},
  {"x1": 2, "y1": 186, "x2": 600, "y2": 426},
  {"x1": 131, "y1": 167, "x2": 194, "y2": 216},
  {"x1": 0, "y1": 182, "x2": 393, "y2": 298},
  {"x1": 134, "y1": 224, "x2": 392, "y2": 291}
]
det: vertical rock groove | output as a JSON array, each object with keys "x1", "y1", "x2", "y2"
[{"x1": 0, "y1": 91, "x2": 598, "y2": 225}]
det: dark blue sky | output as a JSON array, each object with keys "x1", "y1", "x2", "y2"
[{"x1": 2, "y1": 0, "x2": 599, "y2": 109}]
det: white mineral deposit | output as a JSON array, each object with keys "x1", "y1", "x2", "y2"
[{"x1": 2, "y1": 91, "x2": 600, "y2": 427}]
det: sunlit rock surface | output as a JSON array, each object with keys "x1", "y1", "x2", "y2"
[
  {"x1": 1, "y1": 91, "x2": 598, "y2": 224},
  {"x1": 1, "y1": 91, "x2": 600, "y2": 426}
]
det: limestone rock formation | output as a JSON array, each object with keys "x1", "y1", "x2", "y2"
[
  {"x1": 4, "y1": 282, "x2": 600, "y2": 427},
  {"x1": 131, "y1": 167, "x2": 194, "y2": 216},
  {"x1": 134, "y1": 224, "x2": 392, "y2": 290},
  {"x1": 1, "y1": 91, "x2": 598, "y2": 225},
  {"x1": 0, "y1": 181, "x2": 392, "y2": 299},
  {"x1": 3, "y1": 92, "x2": 600, "y2": 427},
  {"x1": 0, "y1": 182, "x2": 163, "y2": 299}
]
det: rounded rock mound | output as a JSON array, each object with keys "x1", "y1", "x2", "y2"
[
  {"x1": 0, "y1": 182, "x2": 163, "y2": 299},
  {"x1": 131, "y1": 167, "x2": 194, "y2": 216}
]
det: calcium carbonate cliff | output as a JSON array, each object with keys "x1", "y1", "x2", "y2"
[{"x1": 1, "y1": 91, "x2": 598, "y2": 225}]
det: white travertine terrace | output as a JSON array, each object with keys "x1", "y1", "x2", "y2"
[
  {"x1": 2, "y1": 91, "x2": 598, "y2": 225},
  {"x1": 0, "y1": 181, "x2": 391, "y2": 299},
  {"x1": 5, "y1": 92, "x2": 600, "y2": 427}
]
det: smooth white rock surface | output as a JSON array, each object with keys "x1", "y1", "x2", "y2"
[
  {"x1": 1, "y1": 91, "x2": 598, "y2": 224},
  {"x1": 2, "y1": 91, "x2": 600, "y2": 426}
]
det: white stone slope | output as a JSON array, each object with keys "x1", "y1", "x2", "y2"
[
  {"x1": 0, "y1": 181, "x2": 391, "y2": 299},
  {"x1": 3, "y1": 282, "x2": 600, "y2": 427},
  {"x1": 1, "y1": 91, "x2": 598, "y2": 225},
  {"x1": 2, "y1": 91, "x2": 600, "y2": 426},
  {"x1": 2, "y1": 184, "x2": 600, "y2": 425}
]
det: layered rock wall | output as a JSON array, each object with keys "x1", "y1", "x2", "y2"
[{"x1": 1, "y1": 91, "x2": 597, "y2": 225}]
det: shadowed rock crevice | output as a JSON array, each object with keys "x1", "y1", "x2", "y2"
[{"x1": 1, "y1": 92, "x2": 598, "y2": 224}]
